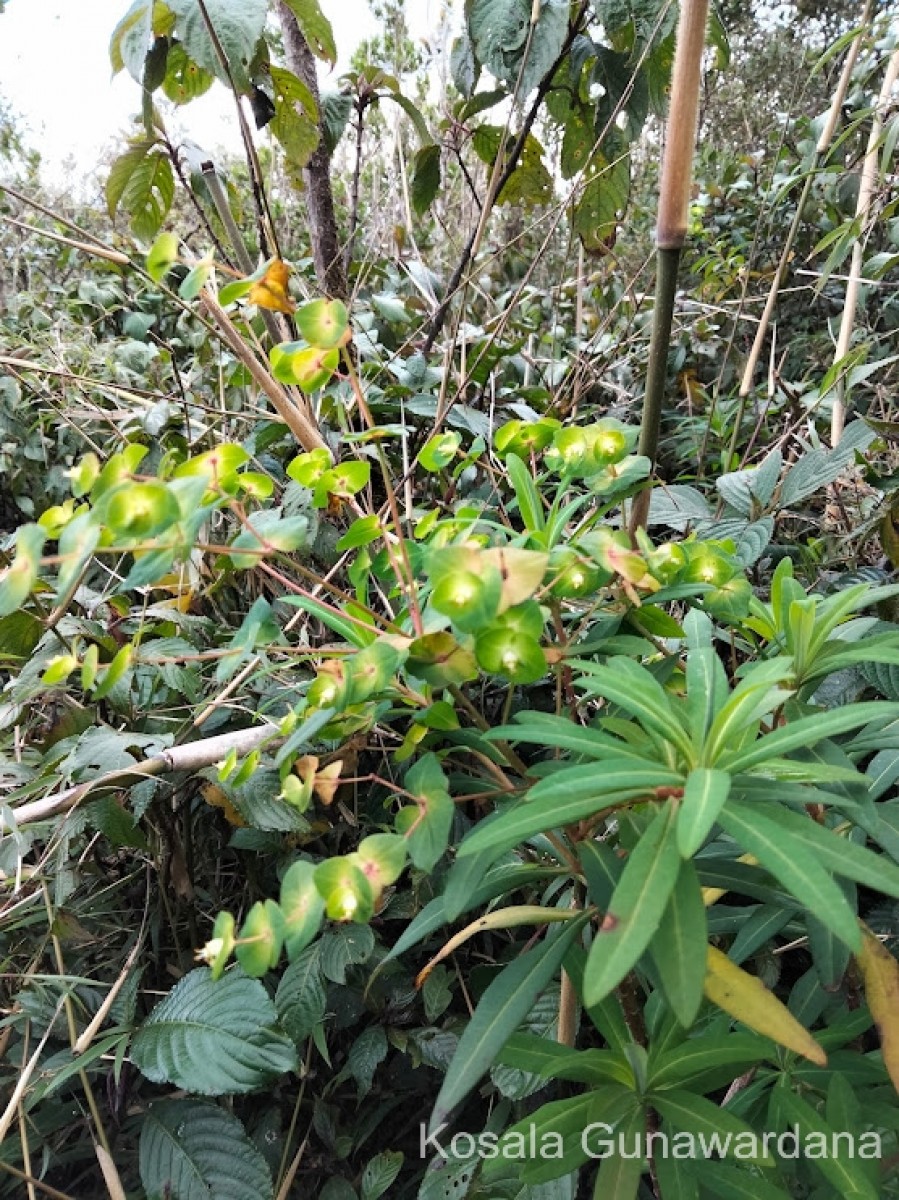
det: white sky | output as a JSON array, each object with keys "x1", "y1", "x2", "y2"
[{"x1": 0, "y1": 0, "x2": 445, "y2": 185}]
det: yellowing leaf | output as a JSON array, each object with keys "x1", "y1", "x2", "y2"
[
  {"x1": 313, "y1": 759, "x2": 343, "y2": 806},
  {"x1": 704, "y1": 945, "x2": 827, "y2": 1066},
  {"x1": 414, "y1": 906, "x2": 581, "y2": 990},
  {"x1": 856, "y1": 923, "x2": 899, "y2": 1093},
  {"x1": 200, "y1": 783, "x2": 246, "y2": 828},
  {"x1": 249, "y1": 259, "x2": 295, "y2": 314},
  {"x1": 482, "y1": 547, "x2": 549, "y2": 612}
]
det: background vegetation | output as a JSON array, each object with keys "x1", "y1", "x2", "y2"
[{"x1": 3, "y1": 1, "x2": 899, "y2": 1197}]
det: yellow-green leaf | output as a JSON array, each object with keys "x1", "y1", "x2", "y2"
[
  {"x1": 856, "y1": 923, "x2": 899, "y2": 1093},
  {"x1": 704, "y1": 945, "x2": 827, "y2": 1066}
]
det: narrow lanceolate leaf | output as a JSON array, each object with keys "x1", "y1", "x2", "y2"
[
  {"x1": 771, "y1": 1085, "x2": 879, "y2": 1199},
  {"x1": 583, "y1": 804, "x2": 681, "y2": 1007},
  {"x1": 647, "y1": 1033, "x2": 771, "y2": 1093},
  {"x1": 506, "y1": 452, "x2": 545, "y2": 532},
  {"x1": 415, "y1": 905, "x2": 582, "y2": 989},
  {"x1": 717, "y1": 802, "x2": 861, "y2": 951},
  {"x1": 488, "y1": 714, "x2": 647, "y2": 760},
  {"x1": 855, "y1": 924, "x2": 899, "y2": 1094},
  {"x1": 649, "y1": 862, "x2": 707, "y2": 1027},
  {"x1": 428, "y1": 914, "x2": 589, "y2": 1134},
  {"x1": 457, "y1": 760, "x2": 681, "y2": 860},
  {"x1": 677, "y1": 768, "x2": 731, "y2": 857},
  {"x1": 685, "y1": 643, "x2": 728, "y2": 745},
  {"x1": 590, "y1": 1105, "x2": 645, "y2": 1200},
  {"x1": 704, "y1": 946, "x2": 827, "y2": 1066},
  {"x1": 720, "y1": 701, "x2": 899, "y2": 775},
  {"x1": 577, "y1": 657, "x2": 694, "y2": 759},
  {"x1": 650, "y1": 1089, "x2": 773, "y2": 1166},
  {"x1": 745, "y1": 800, "x2": 899, "y2": 899}
]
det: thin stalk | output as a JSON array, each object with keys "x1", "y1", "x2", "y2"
[
  {"x1": 3, "y1": 722, "x2": 280, "y2": 832},
  {"x1": 831, "y1": 39, "x2": 899, "y2": 444},
  {"x1": 199, "y1": 165, "x2": 286, "y2": 348},
  {"x1": 196, "y1": 0, "x2": 280, "y2": 262},
  {"x1": 346, "y1": 96, "x2": 368, "y2": 272},
  {"x1": 720, "y1": 6, "x2": 872, "y2": 466},
  {"x1": 199, "y1": 290, "x2": 326, "y2": 451},
  {"x1": 40, "y1": 885, "x2": 123, "y2": 1200},
  {"x1": 630, "y1": 248, "x2": 681, "y2": 531},
  {"x1": 421, "y1": 3, "x2": 589, "y2": 355},
  {"x1": 629, "y1": 0, "x2": 709, "y2": 533}
]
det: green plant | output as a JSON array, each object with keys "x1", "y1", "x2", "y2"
[{"x1": 4, "y1": 2, "x2": 899, "y2": 1198}]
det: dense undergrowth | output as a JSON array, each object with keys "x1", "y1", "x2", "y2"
[{"x1": 3, "y1": 1, "x2": 899, "y2": 1198}]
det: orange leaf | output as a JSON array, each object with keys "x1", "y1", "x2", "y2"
[
  {"x1": 200, "y1": 782, "x2": 246, "y2": 828},
  {"x1": 856, "y1": 923, "x2": 899, "y2": 1093},
  {"x1": 249, "y1": 259, "x2": 295, "y2": 314}
]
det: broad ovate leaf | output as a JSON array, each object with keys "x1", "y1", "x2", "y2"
[
  {"x1": 295, "y1": 298, "x2": 350, "y2": 349},
  {"x1": 0, "y1": 524, "x2": 45, "y2": 617},
  {"x1": 280, "y1": 860, "x2": 325, "y2": 959},
  {"x1": 146, "y1": 231, "x2": 179, "y2": 281},
  {"x1": 167, "y1": 0, "x2": 266, "y2": 91},
  {"x1": 139, "y1": 1099, "x2": 273, "y2": 1200},
  {"x1": 131, "y1": 967, "x2": 297, "y2": 1094}
]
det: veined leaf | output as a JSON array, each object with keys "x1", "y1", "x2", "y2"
[
  {"x1": 131, "y1": 968, "x2": 298, "y2": 1094},
  {"x1": 701, "y1": 660, "x2": 797, "y2": 765},
  {"x1": 457, "y1": 760, "x2": 682, "y2": 859},
  {"x1": 506, "y1": 452, "x2": 545, "y2": 532},
  {"x1": 677, "y1": 768, "x2": 731, "y2": 857},
  {"x1": 649, "y1": 861, "x2": 707, "y2": 1027},
  {"x1": 496, "y1": 1032, "x2": 631, "y2": 1085},
  {"x1": 428, "y1": 915, "x2": 589, "y2": 1133},
  {"x1": 278, "y1": 593, "x2": 377, "y2": 648},
  {"x1": 467, "y1": 0, "x2": 569, "y2": 99},
  {"x1": 382, "y1": 863, "x2": 567, "y2": 962},
  {"x1": 720, "y1": 701, "x2": 899, "y2": 775},
  {"x1": 583, "y1": 803, "x2": 681, "y2": 1006},
  {"x1": 648, "y1": 1033, "x2": 771, "y2": 1093},
  {"x1": 139, "y1": 1099, "x2": 273, "y2": 1200},
  {"x1": 415, "y1": 905, "x2": 581, "y2": 988},
  {"x1": 576, "y1": 657, "x2": 694, "y2": 760},
  {"x1": 589, "y1": 1105, "x2": 645, "y2": 1199},
  {"x1": 685, "y1": 642, "x2": 729, "y2": 745},
  {"x1": 110, "y1": 0, "x2": 153, "y2": 80},
  {"x1": 280, "y1": 0, "x2": 336, "y2": 64},
  {"x1": 650, "y1": 1089, "x2": 773, "y2": 1166},
  {"x1": 770, "y1": 1084, "x2": 878, "y2": 1199},
  {"x1": 717, "y1": 802, "x2": 861, "y2": 950},
  {"x1": 743, "y1": 801, "x2": 899, "y2": 899},
  {"x1": 488, "y1": 714, "x2": 651, "y2": 761},
  {"x1": 683, "y1": 1160, "x2": 793, "y2": 1200},
  {"x1": 167, "y1": 0, "x2": 266, "y2": 91},
  {"x1": 481, "y1": 1086, "x2": 632, "y2": 1185},
  {"x1": 704, "y1": 946, "x2": 827, "y2": 1066}
]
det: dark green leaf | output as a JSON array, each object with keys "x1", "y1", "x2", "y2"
[
  {"x1": 583, "y1": 803, "x2": 681, "y2": 1005},
  {"x1": 139, "y1": 1099, "x2": 273, "y2": 1200},
  {"x1": 428, "y1": 916, "x2": 589, "y2": 1132},
  {"x1": 717, "y1": 802, "x2": 860, "y2": 950},
  {"x1": 649, "y1": 861, "x2": 707, "y2": 1027},
  {"x1": 132, "y1": 968, "x2": 298, "y2": 1094}
]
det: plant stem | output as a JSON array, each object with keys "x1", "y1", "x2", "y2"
[
  {"x1": 630, "y1": 0, "x2": 708, "y2": 533},
  {"x1": 629, "y1": 247, "x2": 681, "y2": 532}
]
